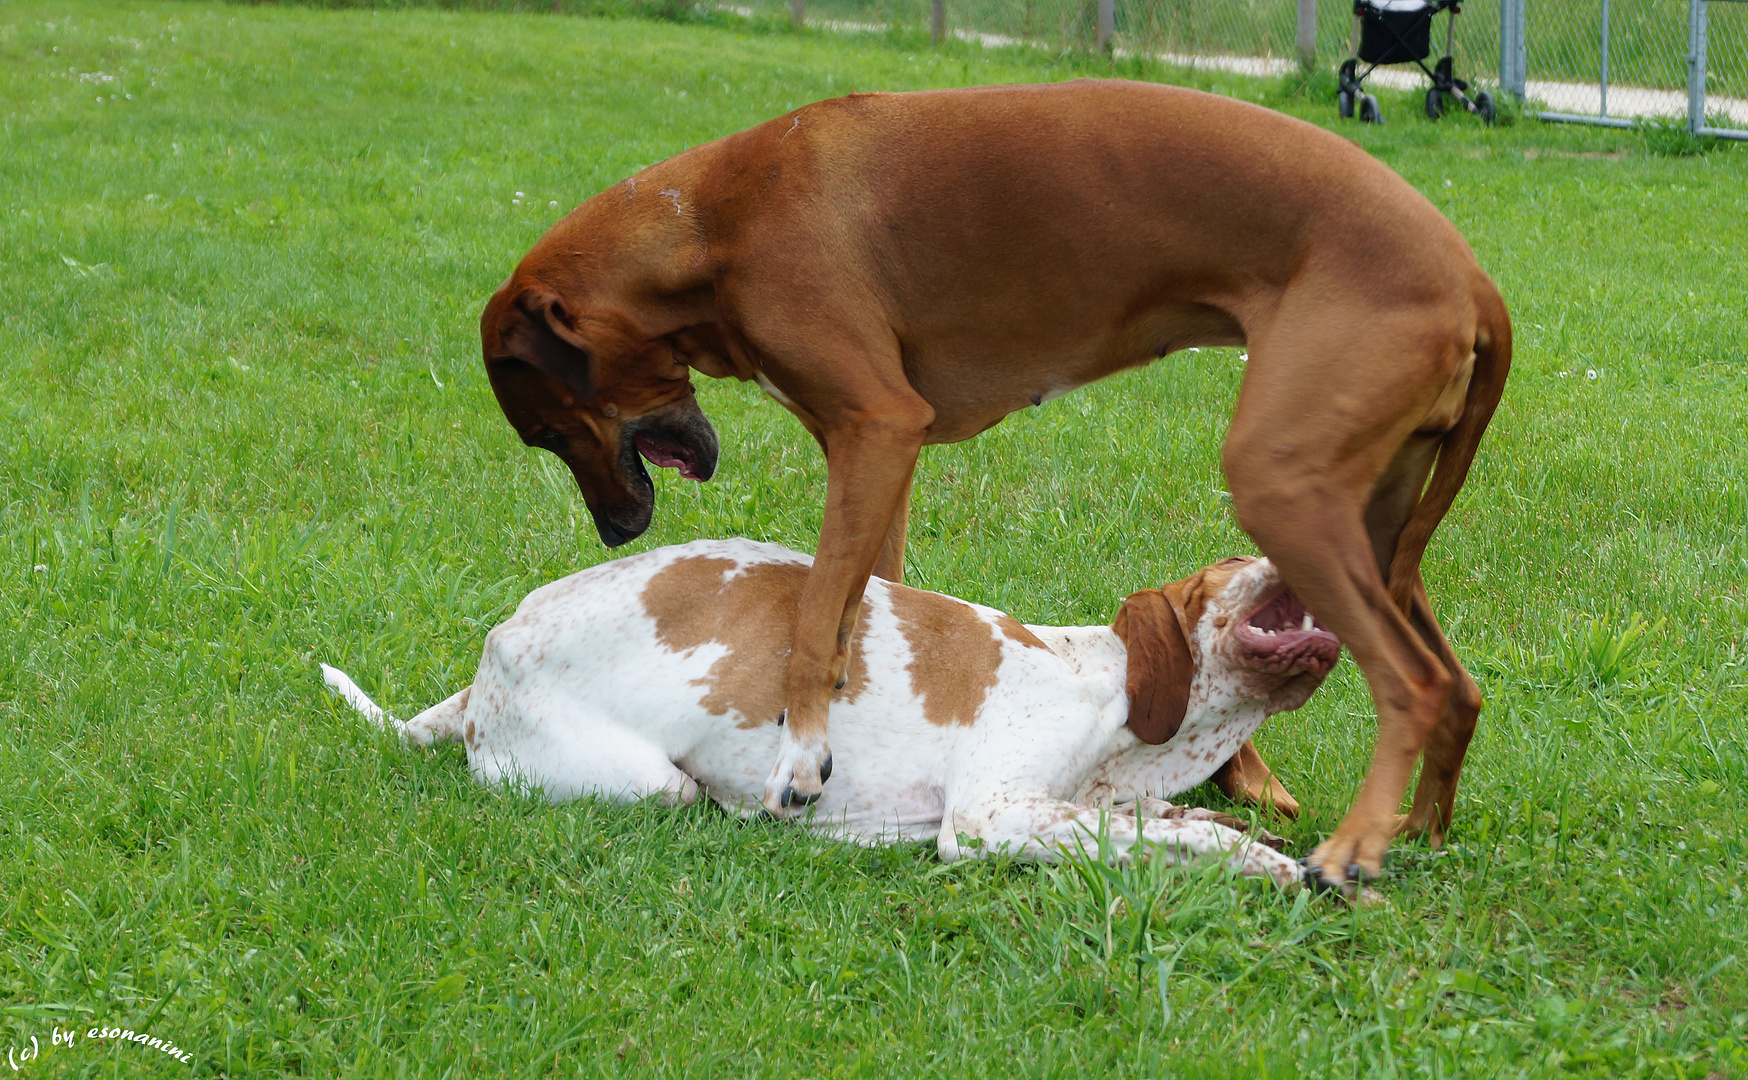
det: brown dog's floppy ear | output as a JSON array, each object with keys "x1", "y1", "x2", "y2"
[
  {"x1": 1111, "y1": 579, "x2": 1198, "y2": 745},
  {"x1": 490, "y1": 289, "x2": 599, "y2": 402}
]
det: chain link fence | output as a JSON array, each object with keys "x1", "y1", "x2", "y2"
[
  {"x1": 740, "y1": 0, "x2": 1503, "y2": 86},
  {"x1": 1514, "y1": 0, "x2": 1747, "y2": 138},
  {"x1": 733, "y1": 0, "x2": 1744, "y2": 139}
]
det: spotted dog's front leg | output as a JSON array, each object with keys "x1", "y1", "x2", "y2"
[
  {"x1": 1111, "y1": 796, "x2": 1289, "y2": 852},
  {"x1": 942, "y1": 796, "x2": 1303, "y2": 889}
]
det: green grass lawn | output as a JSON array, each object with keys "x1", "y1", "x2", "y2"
[{"x1": 2, "y1": 2, "x2": 1746, "y2": 1076}]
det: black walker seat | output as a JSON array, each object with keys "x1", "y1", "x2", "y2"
[{"x1": 1337, "y1": 0, "x2": 1496, "y2": 125}]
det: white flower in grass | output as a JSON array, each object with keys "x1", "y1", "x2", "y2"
[
  {"x1": 34, "y1": 565, "x2": 48, "y2": 573},
  {"x1": 1586, "y1": 369, "x2": 1598, "y2": 380}
]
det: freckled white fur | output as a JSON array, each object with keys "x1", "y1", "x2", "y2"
[{"x1": 324, "y1": 539, "x2": 1312, "y2": 888}]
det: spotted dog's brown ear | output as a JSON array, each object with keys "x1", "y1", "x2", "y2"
[
  {"x1": 1111, "y1": 576, "x2": 1200, "y2": 745},
  {"x1": 488, "y1": 288, "x2": 599, "y2": 402}
]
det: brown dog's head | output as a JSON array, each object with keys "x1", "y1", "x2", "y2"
[
  {"x1": 481, "y1": 282, "x2": 720, "y2": 547},
  {"x1": 1111, "y1": 556, "x2": 1341, "y2": 744}
]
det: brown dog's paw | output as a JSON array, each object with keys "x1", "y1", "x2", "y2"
[
  {"x1": 1301, "y1": 824, "x2": 1392, "y2": 894},
  {"x1": 1393, "y1": 812, "x2": 1448, "y2": 848},
  {"x1": 761, "y1": 727, "x2": 834, "y2": 815}
]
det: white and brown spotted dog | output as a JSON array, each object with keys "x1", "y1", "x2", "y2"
[{"x1": 322, "y1": 539, "x2": 1341, "y2": 888}]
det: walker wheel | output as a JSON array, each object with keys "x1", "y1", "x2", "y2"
[
  {"x1": 1475, "y1": 89, "x2": 1497, "y2": 125},
  {"x1": 1425, "y1": 87, "x2": 1444, "y2": 119},
  {"x1": 1359, "y1": 94, "x2": 1383, "y2": 124},
  {"x1": 1338, "y1": 89, "x2": 1355, "y2": 119}
]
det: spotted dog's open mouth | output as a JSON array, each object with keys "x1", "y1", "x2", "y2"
[{"x1": 1236, "y1": 588, "x2": 1341, "y2": 676}]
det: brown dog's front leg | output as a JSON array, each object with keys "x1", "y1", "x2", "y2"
[
  {"x1": 764, "y1": 410, "x2": 930, "y2": 813},
  {"x1": 872, "y1": 479, "x2": 913, "y2": 583}
]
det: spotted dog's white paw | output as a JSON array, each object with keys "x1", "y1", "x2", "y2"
[
  {"x1": 760, "y1": 719, "x2": 833, "y2": 815},
  {"x1": 1243, "y1": 840, "x2": 1307, "y2": 891}
]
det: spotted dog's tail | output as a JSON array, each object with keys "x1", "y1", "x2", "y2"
[{"x1": 320, "y1": 664, "x2": 470, "y2": 747}]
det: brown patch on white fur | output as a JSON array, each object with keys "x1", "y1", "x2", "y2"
[
  {"x1": 1170, "y1": 556, "x2": 1255, "y2": 640},
  {"x1": 996, "y1": 614, "x2": 1050, "y2": 650},
  {"x1": 642, "y1": 556, "x2": 870, "y2": 728},
  {"x1": 889, "y1": 588, "x2": 1004, "y2": 727}
]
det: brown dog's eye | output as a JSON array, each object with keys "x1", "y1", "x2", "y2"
[{"x1": 535, "y1": 429, "x2": 567, "y2": 452}]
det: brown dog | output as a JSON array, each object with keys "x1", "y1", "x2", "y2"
[{"x1": 479, "y1": 79, "x2": 1510, "y2": 891}]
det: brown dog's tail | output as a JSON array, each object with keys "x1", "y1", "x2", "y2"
[{"x1": 1385, "y1": 285, "x2": 1513, "y2": 610}]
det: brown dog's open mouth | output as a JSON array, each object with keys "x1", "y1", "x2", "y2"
[
  {"x1": 635, "y1": 432, "x2": 707, "y2": 481},
  {"x1": 585, "y1": 406, "x2": 721, "y2": 547},
  {"x1": 1236, "y1": 589, "x2": 1341, "y2": 676}
]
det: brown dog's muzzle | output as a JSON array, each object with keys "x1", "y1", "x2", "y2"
[
  {"x1": 583, "y1": 399, "x2": 720, "y2": 547},
  {"x1": 485, "y1": 356, "x2": 719, "y2": 548}
]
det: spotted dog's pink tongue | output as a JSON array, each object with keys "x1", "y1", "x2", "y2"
[
  {"x1": 635, "y1": 434, "x2": 703, "y2": 481},
  {"x1": 1241, "y1": 589, "x2": 1342, "y2": 675}
]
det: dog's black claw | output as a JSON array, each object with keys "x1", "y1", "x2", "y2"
[
  {"x1": 819, "y1": 754, "x2": 833, "y2": 784},
  {"x1": 776, "y1": 710, "x2": 786, "y2": 727},
  {"x1": 1298, "y1": 857, "x2": 1347, "y2": 894},
  {"x1": 834, "y1": 676, "x2": 847, "y2": 691},
  {"x1": 1346, "y1": 861, "x2": 1370, "y2": 883},
  {"x1": 780, "y1": 786, "x2": 821, "y2": 809}
]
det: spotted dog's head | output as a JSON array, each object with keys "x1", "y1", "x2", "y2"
[{"x1": 1111, "y1": 556, "x2": 1341, "y2": 744}]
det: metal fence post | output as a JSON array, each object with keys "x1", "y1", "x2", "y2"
[
  {"x1": 1688, "y1": 0, "x2": 1708, "y2": 134},
  {"x1": 1600, "y1": 0, "x2": 1612, "y2": 116},
  {"x1": 1096, "y1": 0, "x2": 1114, "y2": 54},
  {"x1": 932, "y1": 0, "x2": 945, "y2": 44},
  {"x1": 790, "y1": 0, "x2": 804, "y2": 30},
  {"x1": 1499, "y1": 0, "x2": 1526, "y2": 99},
  {"x1": 1296, "y1": 0, "x2": 1316, "y2": 74}
]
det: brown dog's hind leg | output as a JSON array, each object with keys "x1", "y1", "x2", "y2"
[
  {"x1": 1237, "y1": 504, "x2": 1452, "y2": 892},
  {"x1": 1361, "y1": 433, "x2": 1484, "y2": 848},
  {"x1": 1395, "y1": 576, "x2": 1482, "y2": 845},
  {"x1": 1223, "y1": 315, "x2": 1470, "y2": 892}
]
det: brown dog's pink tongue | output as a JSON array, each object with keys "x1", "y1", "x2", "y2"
[{"x1": 635, "y1": 434, "x2": 702, "y2": 480}]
